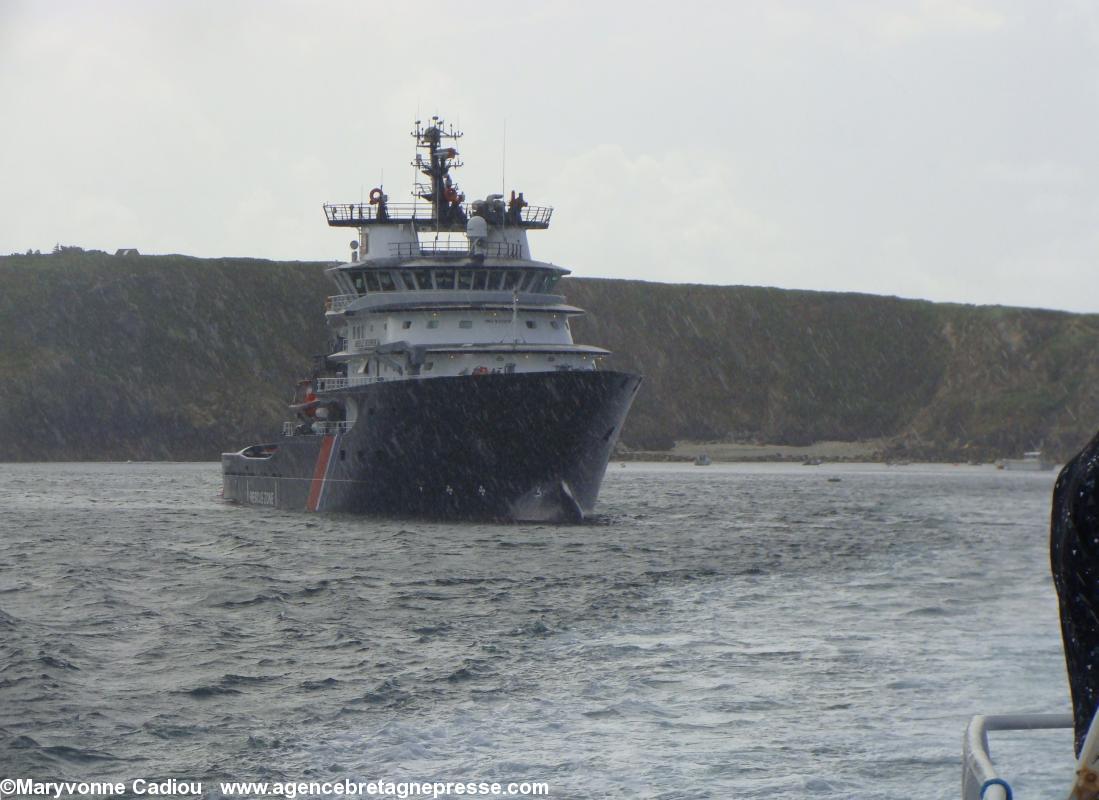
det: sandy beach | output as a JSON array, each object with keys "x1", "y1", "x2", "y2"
[{"x1": 623, "y1": 438, "x2": 896, "y2": 462}]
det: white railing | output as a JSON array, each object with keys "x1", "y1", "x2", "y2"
[
  {"x1": 326, "y1": 294, "x2": 357, "y2": 312},
  {"x1": 350, "y1": 338, "x2": 379, "y2": 352},
  {"x1": 323, "y1": 202, "x2": 553, "y2": 228},
  {"x1": 388, "y1": 241, "x2": 524, "y2": 258},
  {"x1": 282, "y1": 420, "x2": 354, "y2": 437},
  {"x1": 962, "y1": 713, "x2": 1072, "y2": 800},
  {"x1": 313, "y1": 376, "x2": 388, "y2": 392}
]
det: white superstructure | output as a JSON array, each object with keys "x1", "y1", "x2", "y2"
[{"x1": 319, "y1": 116, "x2": 607, "y2": 384}]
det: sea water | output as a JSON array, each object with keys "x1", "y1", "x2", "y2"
[{"x1": 0, "y1": 462, "x2": 1072, "y2": 799}]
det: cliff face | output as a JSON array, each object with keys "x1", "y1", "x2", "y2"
[
  {"x1": 564, "y1": 281, "x2": 949, "y2": 450},
  {"x1": 0, "y1": 252, "x2": 328, "y2": 460},
  {"x1": 565, "y1": 280, "x2": 1099, "y2": 460},
  {"x1": 2, "y1": 251, "x2": 1097, "y2": 461}
]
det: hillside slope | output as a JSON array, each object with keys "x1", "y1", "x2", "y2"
[{"x1": 2, "y1": 251, "x2": 1097, "y2": 461}]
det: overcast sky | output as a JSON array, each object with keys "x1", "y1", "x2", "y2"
[{"x1": 3, "y1": 1, "x2": 1098, "y2": 311}]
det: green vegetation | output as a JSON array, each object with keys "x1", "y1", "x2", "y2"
[
  {"x1": 2, "y1": 251, "x2": 1098, "y2": 461},
  {"x1": 0, "y1": 251, "x2": 328, "y2": 460}
]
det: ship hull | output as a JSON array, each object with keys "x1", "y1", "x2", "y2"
[{"x1": 221, "y1": 370, "x2": 641, "y2": 522}]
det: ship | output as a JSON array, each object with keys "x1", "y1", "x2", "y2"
[
  {"x1": 221, "y1": 116, "x2": 642, "y2": 522},
  {"x1": 995, "y1": 450, "x2": 1055, "y2": 471}
]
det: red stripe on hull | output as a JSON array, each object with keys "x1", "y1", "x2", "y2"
[{"x1": 306, "y1": 435, "x2": 336, "y2": 511}]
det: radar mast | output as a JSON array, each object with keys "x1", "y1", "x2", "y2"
[{"x1": 412, "y1": 116, "x2": 466, "y2": 228}]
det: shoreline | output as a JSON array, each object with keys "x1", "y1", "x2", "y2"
[{"x1": 617, "y1": 438, "x2": 987, "y2": 464}]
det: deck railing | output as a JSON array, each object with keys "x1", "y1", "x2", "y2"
[
  {"x1": 326, "y1": 294, "x2": 357, "y2": 312},
  {"x1": 282, "y1": 420, "x2": 354, "y2": 437},
  {"x1": 349, "y1": 338, "x2": 380, "y2": 352},
  {"x1": 323, "y1": 202, "x2": 552, "y2": 228},
  {"x1": 388, "y1": 241, "x2": 523, "y2": 258},
  {"x1": 961, "y1": 713, "x2": 1073, "y2": 800},
  {"x1": 313, "y1": 376, "x2": 387, "y2": 392},
  {"x1": 517, "y1": 205, "x2": 553, "y2": 225}
]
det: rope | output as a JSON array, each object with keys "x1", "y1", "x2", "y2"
[{"x1": 980, "y1": 778, "x2": 1012, "y2": 799}]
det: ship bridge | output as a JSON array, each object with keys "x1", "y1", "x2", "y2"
[{"x1": 317, "y1": 116, "x2": 595, "y2": 382}]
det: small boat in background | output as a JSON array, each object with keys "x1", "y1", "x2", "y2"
[{"x1": 997, "y1": 450, "x2": 1055, "y2": 471}]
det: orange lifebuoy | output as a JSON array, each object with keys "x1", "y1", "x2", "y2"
[
  {"x1": 369, "y1": 187, "x2": 384, "y2": 204},
  {"x1": 472, "y1": 366, "x2": 489, "y2": 376}
]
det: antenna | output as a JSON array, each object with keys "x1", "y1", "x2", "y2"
[
  {"x1": 412, "y1": 107, "x2": 419, "y2": 213},
  {"x1": 501, "y1": 117, "x2": 507, "y2": 198}
]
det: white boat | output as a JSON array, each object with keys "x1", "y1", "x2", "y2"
[{"x1": 997, "y1": 451, "x2": 1055, "y2": 471}]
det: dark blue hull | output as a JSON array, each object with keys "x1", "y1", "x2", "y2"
[{"x1": 222, "y1": 370, "x2": 641, "y2": 521}]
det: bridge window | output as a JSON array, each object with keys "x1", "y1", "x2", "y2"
[
  {"x1": 473, "y1": 270, "x2": 489, "y2": 290},
  {"x1": 503, "y1": 271, "x2": 521, "y2": 290},
  {"x1": 414, "y1": 269, "x2": 433, "y2": 289},
  {"x1": 351, "y1": 271, "x2": 366, "y2": 294},
  {"x1": 378, "y1": 271, "x2": 397, "y2": 291},
  {"x1": 545, "y1": 275, "x2": 560, "y2": 292},
  {"x1": 364, "y1": 271, "x2": 381, "y2": 292},
  {"x1": 399, "y1": 270, "x2": 417, "y2": 290},
  {"x1": 457, "y1": 270, "x2": 474, "y2": 290},
  {"x1": 435, "y1": 269, "x2": 455, "y2": 289}
]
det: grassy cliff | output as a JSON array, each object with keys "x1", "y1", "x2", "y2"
[
  {"x1": 2, "y1": 250, "x2": 1097, "y2": 461},
  {"x1": 0, "y1": 251, "x2": 328, "y2": 460}
]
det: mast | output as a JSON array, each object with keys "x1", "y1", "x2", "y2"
[
  {"x1": 412, "y1": 116, "x2": 466, "y2": 228},
  {"x1": 323, "y1": 117, "x2": 551, "y2": 233}
]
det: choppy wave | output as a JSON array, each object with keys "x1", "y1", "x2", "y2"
[{"x1": 0, "y1": 461, "x2": 1071, "y2": 798}]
